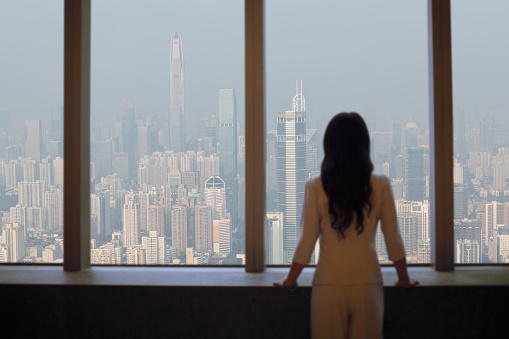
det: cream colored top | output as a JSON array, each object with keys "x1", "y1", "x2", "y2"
[{"x1": 293, "y1": 173, "x2": 406, "y2": 285}]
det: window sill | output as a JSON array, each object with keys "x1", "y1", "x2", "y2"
[{"x1": 1, "y1": 265, "x2": 508, "y2": 287}]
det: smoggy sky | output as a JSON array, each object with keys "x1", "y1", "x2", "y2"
[{"x1": 1, "y1": 1, "x2": 508, "y2": 134}]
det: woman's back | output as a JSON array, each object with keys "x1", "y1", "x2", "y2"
[{"x1": 293, "y1": 173, "x2": 405, "y2": 285}]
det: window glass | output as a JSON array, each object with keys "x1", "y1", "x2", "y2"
[
  {"x1": 0, "y1": 1, "x2": 64, "y2": 263},
  {"x1": 452, "y1": 0, "x2": 509, "y2": 264},
  {"x1": 266, "y1": 1, "x2": 429, "y2": 264},
  {"x1": 90, "y1": 0, "x2": 245, "y2": 265}
]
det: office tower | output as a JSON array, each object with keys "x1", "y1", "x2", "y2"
[
  {"x1": 142, "y1": 231, "x2": 166, "y2": 265},
  {"x1": 1, "y1": 223, "x2": 25, "y2": 262},
  {"x1": 25, "y1": 120, "x2": 42, "y2": 162},
  {"x1": 306, "y1": 129, "x2": 318, "y2": 174},
  {"x1": 205, "y1": 176, "x2": 226, "y2": 220},
  {"x1": 375, "y1": 108, "x2": 390, "y2": 133},
  {"x1": 115, "y1": 101, "x2": 136, "y2": 179},
  {"x1": 392, "y1": 121, "x2": 402, "y2": 157},
  {"x1": 456, "y1": 239, "x2": 480, "y2": 263},
  {"x1": 218, "y1": 88, "x2": 238, "y2": 226},
  {"x1": 195, "y1": 202, "x2": 212, "y2": 252},
  {"x1": 277, "y1": 81, "x2": 307, "y2": 263},
  {"x1": 493, "y1": 111, "x2": 509, "y2": 152},
  {"x1": 171, "y1": 204, "x2": 187, "y2": 254},
  {"x1": 454, "y1": 219, "x2": 482, "y2": 262},
  {"x1": 453, "y1": 184, "x2": 468, "y2": 220},
  {"x1": 51, "y1": 106, "x2": 63, "y2": 141},
  {"x1": 371, "y1": 131, "x2": 391, "y2": 173},
  {"x1": 169, "y1": 31, "x2": 185, "y2": 152},
  {"x1": 362, "y1": 103, "x2": 376, "y2": 133},
  {"x1": 266, "y1": 130, "x2": 278, "y2": 212},
  {"x1": 112, "y1": 152, "x2": 129, "y2": 180},
  {"x1": 265, "y1": 212, "x2": 284, "y2": 265},
  {"x1": 213, "y1": 218, "x2": 231, "y2": 255},
  {"x1": 479, "y1": 112, "x2": 493, "y2": 152},
  {"x1": 122, "y1": 196, "x2": 140, "y2": 248},
  {"x1": 453, "y1": 158, "x2": 463, "y2": 184},
  {"x1": 406, "y1": 147, "x2": 425, "y2": 201},
  {"x1": 454, "y1": 108, "x2": 466, "y2": 159}
]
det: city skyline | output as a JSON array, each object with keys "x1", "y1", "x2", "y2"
[{"x1": 2, "y1": 1, "x2": 509, "y2": 265}]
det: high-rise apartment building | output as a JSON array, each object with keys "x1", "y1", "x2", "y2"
[
  {"x1": 195, "y1": 201, "x2": 212, "y2": 253},
  {"x1": 171, "y1": 204, "x2": 187, "y2": 254},
  {"x1": 276, "y1": 81, "x2": 307, "y2": 263},
  {"x1": 218, "y1": 89, "x2": 237, "y2": 226},
  {"x1": 1, "y1": 223, "x2": 25, "y2": 262},
  {"x1": 169, "y1": 31, "x2": 185, "y2": 152},
  {"x1": 213, "y1": 218, "x2": 231, "y2": 255},
  {"x1": 142, "y1": 231, "x2": 166, "y2": 265},
  {"x1": 122, "y1": 196, "x2": 140, "y2": 248}
]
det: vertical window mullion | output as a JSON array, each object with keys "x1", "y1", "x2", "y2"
[
  {"x1": 428, "y1": 0, "x2": 454, "y2": 271},
  {"x1": 64, "y1": 0, "x2": 91, "y2": 271},
  {"x1": 245, "y1": 0, "x2": 265, "y2": 272}
]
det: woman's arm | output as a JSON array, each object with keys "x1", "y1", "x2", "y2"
[
  {"x1": 273, "y1": 261, "x2": 306, "y2": 289},
  {"x1": 393, "y1": 258, "x2": 419, "y2": 288}
]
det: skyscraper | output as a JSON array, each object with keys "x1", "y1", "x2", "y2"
[
  {"x1": 405, "y1": 147, "x2": 425, "y2": 201},
  {"x1": 169, "y1": 31, "x2": 185, "y2": 152},
  {"x1": 218, "y1": 89, "x2": 238, "y2": 225},
  {"x1": 25, "y1": 120, "x2": 42, "y2": 162},
  {"x1": 205, "y1": 176, "x2": 226, "y2": 220},
  {"x1": 276, "y1": 81, "x2": 307, "y2": 263},
  {"x1": 122, "y1": 196, "x2": 140, "y2": 248},
  {"x1": 265, "y1": 212, "x2": 284, "y2": 265}
]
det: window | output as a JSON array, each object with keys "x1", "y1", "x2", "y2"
[
  {"x1": 452, "y1": 0, "x2": 509, "y2": 264},
  {"x1": 0, "y1": 1, "x2": 63, "y2": 263},
  {"x1": 90, "y1": 0, "x2": 245, "y2": 266},
  {"x1": 0, "y1": 0, "x2": 468, "y2": 272},
  {"x1": 265, "y1": 1, "x2": 430, "y2": 264}
]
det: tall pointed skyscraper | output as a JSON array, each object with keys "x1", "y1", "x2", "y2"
[
  {"x1": 169, "y1": 31, "x2": 185, "y2": 152},
  {"x1": 276, "y1": 80, "x2": 307, "y2": 263},
  {"x1": 218, "y1": 89, "x2": 237, "y2": 226}
]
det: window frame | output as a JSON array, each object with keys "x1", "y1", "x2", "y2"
[{"x1": 59, "y1": 0, "x2": 454, "y2": 272}]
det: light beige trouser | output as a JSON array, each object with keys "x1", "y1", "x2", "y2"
[{"x1": 311, "y1": 284, "x2": 384, "y2": 339}]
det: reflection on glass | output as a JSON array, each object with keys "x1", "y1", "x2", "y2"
[
  {"x1": 0, "y1": 2, "x2": 63, "y2": 263},
  {"x1": 90, "y1": 1, "x2": 245, "y2": 265},
  {"x1": 452, "y1": 1, "x2": 509, "y2": 264},
  {"x1": 265, "y1": 1, "x2": 429, "y2": 265}
]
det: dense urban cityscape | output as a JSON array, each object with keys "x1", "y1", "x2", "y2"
[{"x1": 1, "y1": 30, "x2": 509, "y2": 266}]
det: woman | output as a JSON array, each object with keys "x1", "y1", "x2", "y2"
[{"x1": 274, "y1": 112, "x2": 418, "y2": 339}]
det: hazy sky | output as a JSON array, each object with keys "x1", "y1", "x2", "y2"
[{"x1": 1, "y1": 1, "x2": 508, "y2": 134}]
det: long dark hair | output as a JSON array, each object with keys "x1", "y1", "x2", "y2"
[{"x1": 320, "y1": 112, "x2": 373, "y2": 238}]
